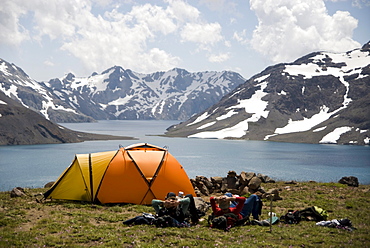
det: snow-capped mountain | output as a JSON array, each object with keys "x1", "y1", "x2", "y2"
[
  {"x1": 165, "y1": 41, "x2": 370, "y2": 145},
  {"x1": 0, "y1": 60, "x2": 94, "y2": 123},
  {"x1": 0, "y1": 60, "x2": 245, "y2": 122},
  {"x1": 45, "y1": 67, "x2": 245, "y2": 121}
]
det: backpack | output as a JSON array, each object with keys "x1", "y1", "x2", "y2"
[
  {"x1": 158, "y1": 206, "x2": 185, "y2": 223},
  {"x1": 209, "y1": 213, "x2": 239, "y2": 231},
  {"x1": 123, "y1": 213, "x2": 156, "y2": 225},
  {"x1": 300, "y1": 206, "x2": 328, "y2": 221},
  {"x1": 280, "y1": 210, "x2": 301, "y2": 224},
  {"x1": 154, "y1": 215, "x2": 177, "y2": 228}
]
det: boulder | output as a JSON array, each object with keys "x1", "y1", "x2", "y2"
[
  {"x1": 228, "y1": 189, "x2": 241, "y2": 195},
  {"x1": 210, "y1": 177, "x2": 223, "y2": 184},
  {"x1": 257, "y1": 173, "x2": 275, "y2": 183},
  {"x1": 338, "y1": 176, "x2": 359, "y2": 187},
  {"x1": 238, "y1": 171, "x2": 250, "y2": 186},
  {"x1": 196, "y1": 181, "x2": 210, "y2": 196},
  {"x1": 196, "y1": 176, "x2": 213, "y2": 188},
  {"x1": 44, "y1": 181, "x2": 55, "y2": 188},
  {"x1": 226, "y1": 171, "x2": 238, "y2": 189},
  {"x1": 239, "y1": 185, "x2": 249, "y2": 196},
  {"x1": 10, "y1": 187, "x2": 26, "y2": 198},
  {"x1": 248, "y1": 177, "x2": 262, "y2": 190},
  {"x1": 221, "y1": 177, "x2": 228, "y2": 192},
  {"x1": 244, "y1": 172, "x2": 256, "y2": 181},
  {"x1": 263, "y1": 188, "x2": 282, "y2": 201},
  {"x1": 194, "y1": 197, "x2": 210, "y2": 213}
]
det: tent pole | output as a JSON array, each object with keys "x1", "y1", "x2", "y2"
[{"x1": 88, "y1": 153, "x2": 94, "y2": 202}]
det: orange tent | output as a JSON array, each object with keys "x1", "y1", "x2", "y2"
[{"x1": 43, "y1": 143, "x2": 195, "y2": 205}]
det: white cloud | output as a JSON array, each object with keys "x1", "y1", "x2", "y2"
[
  {"x1": 352, "y1": 0, "x2": 370, "y2": 8},
  {"x1": 249, "y1": 0, "x2": 361, "y2": 63},
  {"x1": 166, "y1": 0, "x2": 200, "y2": 22},
  {"x1": 180, "y1": 22, "x2": 223, "y2": 45},
  {"x1": 127, "y1": 3, "x2": 177, "y2": 35},
  {"x1": 199, "y1": 0, "x2": 237, "y2": 12},
  {"x1": 43, "y1": 60, "x2": 54, "y2": 67},
  {"x1": 208, "y1": 53, "x2": 230, "y2": 63},
  {"x1": 0, "y1": 1, "x2": 30, "y2": 45},
  {"x1": 233, "y1": 29, "x2": 248, "y2": 44},
  {"x1": 1, "y1": 0, "x2": 226, "y2": 74}
]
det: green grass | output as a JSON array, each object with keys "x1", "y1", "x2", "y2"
[{"x1": 1, "y1": 181, "x2": 369, "y2": 247}]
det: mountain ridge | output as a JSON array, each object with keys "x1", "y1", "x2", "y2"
[
  {"x1": 165, "y1": 41, "x2": 370, "y2": 145},
  {"x1": 0, "y1": 61, "x2": 245, "y2": 123},
  {"x1": 0, "y1": 91, "x2": 135, "y2": 145}
]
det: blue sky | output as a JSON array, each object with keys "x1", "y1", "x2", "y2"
[{"x1": 0, "y1": 0, "x2": 369, "y2": 82}]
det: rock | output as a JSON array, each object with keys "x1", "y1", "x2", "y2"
[
  {"x1": 210, "y1": 177, "x2": 223, "y2": 184},
  {"x1": 196, "y1": 181, "x2": 210, "y2": 196},
  {"x1": 239, "y1": 185, "x2": 249, "y2": 195},
  {"x1": 227, "y1": 170, "x2": 237, "y2": 177},
  {"x1": 248, "y1": 177, "x2": 262, "y2": 190},
  {"x1": 226, "y1": 171, "x2": 237, "y2": 189},
  {"x1": 263, "y1": 188, "x2": 282, "y2": 201},
  {"x1": 244, "y1": 172, "x2": 256, "y2": 181},
  {"x1": 285, "y1": 180, "x2": 297, "y2": 184},
  {"x1": 257, "y1": 174, "x2": 275, "y2": 183},
  {"x1": 196, "y1": 176, "x2": 213, "y2": 189},
  {"x1": 194, "y1": 197, "x2": 210, "y2": 213},
  {"x1": 221, "y1": 178, "x2": 228, "y2": 192},
  {"x1": 238, "y1": 172, "x2": 250, "y2": 186},
  {"x1": 194, "y1": 189, "x2": 202, "y2": 197},
  {"x1": 10, "y1": 187, "x2": 26, "y2": 198},
  {"x1": 44, "y1": 182, "x2": 55, "y2": 188},
  {"x1": 338, "y1": 176, "x2": 359, "y2": 187},
  {"x1": 192, "y1": 172, "x2": 276, "y2": 196},
  {"x1": 228, "y1": 189, "x2": 240, "y2": 195}
]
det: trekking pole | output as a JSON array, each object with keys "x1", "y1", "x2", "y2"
[{"x1": 269, "y1": 193, "x2": 273, "y2": 233}]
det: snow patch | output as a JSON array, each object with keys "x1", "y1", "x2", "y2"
[
  {"x1": 313, "y1": 126, "x2": 327, "y2": 132},
  {"x1": 275, "y1": 106, "x2": 331, "y2": 134},
  {"x1": 216, "y1": 110, "x2": 238, "y2": 120},
  {"x1": 0, "y1": 62, "x2": 11, "y2": 76},
  {"x1": 254, "y1": 74, "x2": 270, "y2": 83},
  {"x1": 319, "y1": 126, "x2": 353, "y2": 144},
  {"x1": 197, "y1": 121, "x2": 216, "y2": 130},
  {"x1": 188, "y1": 81, "x2": 269, "y2": 139},
  {"x1": 189, "y1": 119, "x2": 249, "y2": 139},
  {"x1": 187, "y1": 112, "x2": 210, "y2": 126},
  {"x1": 278, "y1": 90, "x2": 287, "y2": 95}
]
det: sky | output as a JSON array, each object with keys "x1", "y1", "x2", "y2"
[{"x1": 0, "y1": 0, "x2": 369, "y2": 82}]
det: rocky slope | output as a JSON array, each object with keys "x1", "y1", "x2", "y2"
[
  {"x1": 0, "y1": 60, "x2": 94, "y2": 123},
  {"x1": 0, "y1": 91, "x2": 135, "y2": 145},
  {"x1": 165, "y1": 42, "x2": 370, "y2": 145}
]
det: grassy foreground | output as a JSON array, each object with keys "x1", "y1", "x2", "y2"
[{"x1": 1, "y1": 181, "x2": 369, "y2": 247}]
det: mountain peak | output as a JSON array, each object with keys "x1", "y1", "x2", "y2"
[{"x1": 165, "y1": 44, "x2": 370, "y2": 145}]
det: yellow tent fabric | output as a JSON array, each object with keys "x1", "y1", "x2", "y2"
[{"x1": 44, "y1": 143, "x2": 195, "y2": 205}]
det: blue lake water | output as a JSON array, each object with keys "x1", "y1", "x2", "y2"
[{"x1": 0, "y1": 120, "x2": 369, "y2": 191}]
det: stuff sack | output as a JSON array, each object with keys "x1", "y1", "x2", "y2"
[
  {"x1": 280, "y1": 210, "x2": 301, "y2": 224},
  {"x1": 300, "y1": 206, "x2": 328, "y2": 221}
]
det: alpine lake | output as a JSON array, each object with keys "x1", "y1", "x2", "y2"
[{"x1": 1, "y1": 120, "x2": 369, "y2": 191}]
